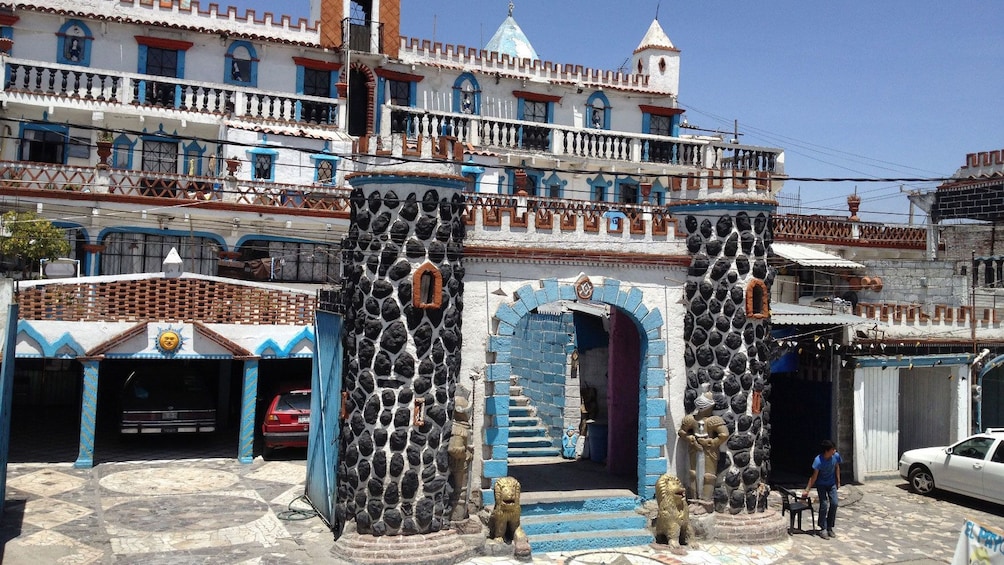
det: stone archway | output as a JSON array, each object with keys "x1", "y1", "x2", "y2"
[{"x1": 481, "y1": 277, "x2": 667, "y2": 503}]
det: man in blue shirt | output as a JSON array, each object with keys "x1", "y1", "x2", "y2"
[{"x1": 805, "y1": 439, "x2": 841, "y2": 539}]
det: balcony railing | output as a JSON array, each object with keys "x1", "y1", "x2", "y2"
[
  {"x1": 0, "y1": 160, "x2": 352, "y2": 212},
  {"x1": 3, "y1": 58, "x2": 338, "y2": 126},
  {"x1": 383, "y1": 105, "x2": 784, "y2": 173}
]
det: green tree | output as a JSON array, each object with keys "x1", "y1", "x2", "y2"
[{"x1": 0, "y1": 210, "x2": 71, "y2": 278}]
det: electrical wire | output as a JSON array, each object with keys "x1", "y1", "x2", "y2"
[{"x1": 276, "y1": 494, "x2": 319, "y2": 521}]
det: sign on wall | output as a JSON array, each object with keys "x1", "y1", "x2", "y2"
[{"x1": 953, "y1": 519, "x2": 1004, "y2": 564}]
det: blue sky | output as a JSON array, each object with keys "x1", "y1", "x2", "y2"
[{"x1": 232, "y1": 1, "x2": 1004, "y2": 222}]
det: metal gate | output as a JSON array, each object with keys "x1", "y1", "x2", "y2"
[
  {"x1": 305, "y1": 310, "x2": 343, "y2": 531},
  {"x1": 0, "y1": 303, "x2": 20, "y2": 517}
]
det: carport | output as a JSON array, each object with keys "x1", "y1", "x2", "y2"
[{"x1": 8, "y1": 274, "x2": 317, "y2": 467}]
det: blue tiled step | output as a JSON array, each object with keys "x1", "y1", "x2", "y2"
[
  {"x1": 520, "y1": 496, "x2": 640, "y2": 516},
  {"x1": 521, "y1": 510, "x2": 646, "y2": 536},
  {"x1": 509, "y1": 425, "x2": 548, "y2": 437},
  {"x1": 528, "y1": 529, "x2": 653, "y2": 554},
  {"x1": 508, "y1": 437, "x2": 553, "y2": 448},
  {"x1": 509, "y1": 416, "x2": 539, "y2": 427},
  {"x1": 508, "y1": 405, "x2": 534, "y2": 418},
  {"x1": 507, "y1": 446, "x2": 560, "y2": 457}
]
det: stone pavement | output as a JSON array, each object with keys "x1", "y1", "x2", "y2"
[{"x1": 1, "y1": 457, "x2": 1002, "y2": 564}]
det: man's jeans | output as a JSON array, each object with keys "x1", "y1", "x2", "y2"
[{"x1": 816, "y1": 484, "x2": 838, "y2": 530}]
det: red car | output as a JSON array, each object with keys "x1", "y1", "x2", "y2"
[{"x1": 262, "y1": 389, "x2": 310, "y2": 457}]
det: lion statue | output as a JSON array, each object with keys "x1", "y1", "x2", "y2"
[
  {"x1": 654, "y1": 473, "x2": 693, "y2": 552},
  {"x1": 487, "y1": 476, "x2": 527, "y2": 544}
]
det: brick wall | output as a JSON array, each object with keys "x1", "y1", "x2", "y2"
[{"x1": 860, "y1": 260, "x2": 967, "y2": 307}]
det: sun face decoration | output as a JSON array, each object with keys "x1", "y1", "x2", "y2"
[{"x1": 154, "y1": 327, "x2": 185, "y2": 354}]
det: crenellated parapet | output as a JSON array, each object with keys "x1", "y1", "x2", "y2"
[
  {"x1": 16, "y1": 0, "x2": 318, "y2": 44},
  {"x1": 399, "y1": 38, "x2": 650, "y2": 92},
  {"x1": 773, "y1": 216, "x2": 927, "y2": 249}
]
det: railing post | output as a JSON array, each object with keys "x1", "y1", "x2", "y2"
[
  {"x1": 379, "y1": 104, "x2": 392, "y2": 138},
  {"x1": 631, "y1": 138, "x2": 643, "y2": 164}
]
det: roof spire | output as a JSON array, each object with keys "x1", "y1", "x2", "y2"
[
  {"x1": 655, "y1": 0, "x2": 660, "y2": 20},
  {"x1": 508, "y1": 1, "x2": 514, "y2": 17}
]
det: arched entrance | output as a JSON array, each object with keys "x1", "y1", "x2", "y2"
[
  {"x1": 481, "y1": 277, "x2": 667, "y2": 503},
  {"x1": 347, "y1": 65, "x2": 374, "y2": 137}
]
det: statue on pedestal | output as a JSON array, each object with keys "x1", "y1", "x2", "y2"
[{"x1": 677, "y1": 392, "x2": 729, "y2": 501}]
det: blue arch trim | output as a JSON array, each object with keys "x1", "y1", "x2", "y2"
[
  {"x1": 56, "y1": 19, "x2": 93, "y2": 66},
  {"x1": 111, "y1": 134, "x2": 136, "y2": 170},
  {"x1": 585, "y1": 91, "x2": 611, "y2": 130},
  {"x1": 482, "y1": 277, "x2": 667, "y2": 504},
  {"x1": 224, "y1": 40, "x2": 259, "y2": 86},
  {"x1": 97, "y1": 226, "x2": 226, "y2": 247},
  {"x1": 587, "y1": 173, "x2": 612, "y2": 202},
  {"x1": 255, "y1": 327, "x2": 315, "y2": 358},
  {"x1": 452, "y1": 72, "x2": 481, "y2": 115},
  {"x1": 16, "y1": 321, "x2": 85, "y2": 358}
]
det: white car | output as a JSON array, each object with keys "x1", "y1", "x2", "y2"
[{"x1": 898, "y1": 428, "x2": 1004, "y2": 506}]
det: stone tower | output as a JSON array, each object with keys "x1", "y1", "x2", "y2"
[
  {"x1": 678, "y1": 201, "x2": 775, "y2": 514},
  {"x1": 336, "y1": 170, "x2": 467, "y2": 535}
]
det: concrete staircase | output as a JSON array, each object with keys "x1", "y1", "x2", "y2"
[
  {"x1": 519, "y1": 492, "x2": 652, "y2": 554},
  {"x1": 507, "y1": 379, "x2": 560, "y2": 458}
]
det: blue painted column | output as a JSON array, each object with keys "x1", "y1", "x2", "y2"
[
  {"x1": 238, "y1": 357, "x2": 259, "y2": 464},
  {"x1": 73, "y1": 357, "x2": 101, "y2": 469}
]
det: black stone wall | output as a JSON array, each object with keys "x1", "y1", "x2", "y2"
[
  {"x1": 681, "y1": 209, "x2": 774, "y2": 514},
  {"x1": 337, "y1": 175, "x2": 466, "y2": 535}
]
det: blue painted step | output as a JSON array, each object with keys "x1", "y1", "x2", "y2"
[
  {"x1": 509, "y1": 416, "x2": 539, "y2": 427},
  {"x1": 508, "y1": 406, "x2": 534, "y2": 418},
  {"x1": 508, "y1": 437, "x2": 553, "y2": 448},
  {"x1": 528, "y1": 529, "x2": 653, "y2": 554},
  {"x1": 508, "y1": 446, "x2": 560, "y2": 457},
  {"x1": 520, "y1": 496, "x2": 640, "y2": 516},
  {"x1": 509, "y1": 425, "x2": 548, "y2": 437},
  {"x1": 521, "y1": 510, "x2": 646, "y2": 536},
  {"x1": 519, "y1": 497, "x2": 651, "y2": 554}
]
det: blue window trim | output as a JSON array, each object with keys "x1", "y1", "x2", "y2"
[
  {"x1": 615, "y1": 177, "x2": 641, "y2": 204},
  {"x1": 310, "y1": 153, "x2": 341, "y2": 185},
  {"x1": 56, "y1": 19, "x2": 93, "y2": 66},
  {"x1": 642, "y1": 112, "x2": 681, "y2": 137},
  {"x1": 515, "y1": 98, "x2": 552, "y2": 123},
  {"x1": 452, "y1": 72, "x2": 481, "y2": 115},
  {"x1": 376, "y1": 77, "x2": 417, "y2": 134},
  {"x1": 111, "y1": 134, "x2": 135, "y2": 170},
  {"x1": 505, "y1": 168, "x2": 542, "y2": 196},
  {"x1": 137, "y1": 42, "x2": 187, "y2": 108},
  {"x1": 224, "y1": 40, "x2": 258, "y2": 87},
  {"x1": 18, "y1": 122, "x2": 69, "y2": 164},
  {"x1": 461, "y1": 160, "x2": 485, "y2": 192},
  {"x1": 542, "y1": 171, "x2": 566, "y2": 199},
  {"x1": 183, "y1": 141, "x2": 206, "y2": 176},
  {"x1": 137, "y1": 45, "x2": 186, "y2": 77},
  {"x1": 585, "y1": 91, "x2": 611, "y2": 130},
  {"x1": 295, "y1": 65, "x2": 340, "y2": 96},
  {"x1": 587, "y1": 174, "x2": 612, "y2": 202},
  {"x1": 650, "y1": 179, "x2": 667, "y2": 205},
  {"x1": 246, "y1": 146, "x2": 279, "y2": 182},
  {"x1": 98, "y1": 226, "x2": 226, "y2": 248}
]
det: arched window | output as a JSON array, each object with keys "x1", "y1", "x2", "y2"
[
  {"x1": 413, "y1": 262, "x2": 443, "y2": 309},
  {"x1": 746, "y1": 279, "x2": 770, "y2": 319},
  {"x1": 111, "y1": 134, "x2": 135, "y2": 170},
  {"x1": 56, "y1": 20, "x2": 93, "y2": 66},
  {"x1": 225, "y1": 41, "x2": 258, "y2": 86},
  {"x1": 585, "y1": 91, "x2": 610, "y2": 130},
  {"x1": 452, "y1": 73, "x2": 481, "y2": 115}
]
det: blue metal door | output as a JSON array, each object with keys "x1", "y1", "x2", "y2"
[
  {"x1": 305, "y1": 310, "x2": 342, "y2": 531},
  {"x1": 0, "y1": 304, "x2": 20, "y2": 518}
]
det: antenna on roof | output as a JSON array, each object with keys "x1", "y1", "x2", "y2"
[{"x1": 655, "y1": 0, "x2": 660, "y2": 20}]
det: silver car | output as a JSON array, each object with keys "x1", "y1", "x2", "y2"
[{"x1": 898, "y1": 428, "x2": 1004, "y2": 506}]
